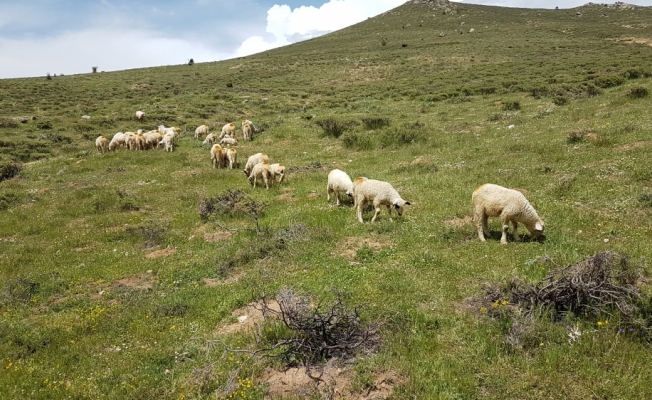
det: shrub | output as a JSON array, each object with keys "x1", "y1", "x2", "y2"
[
  {"x1": 36, "y1": 121, "x2": 53, "y2": 130},
  {"x1": 188, "y1": 58, "x2": 195, "y2": 66},
  {"x1": 0, "y1": 119, "x2": 19, "y2": 129},
  {"x1": 594, "y1": 74, "x2": 626, "y2": 89},
  {"x1": 552, "y1": 95, "x2": 569, "y2": 106},
  {"x1": 361, "y1": 117, "x2": 390, "y2": 130},
  {"x1": 627, "y1": 87, "x2": 648, "y2": 99},
  {"x1": 0, "y1": 192, "x2": 21, "y2": 210},
  {"x1": 586, "y1": 84, "x2": 602, "y2": 97},
  {"x1": 315, "y1": 117, "x2": 357, "y2": 138},
  {"x1": 0, "y1": 162, "x2": 22, "y2": 182},
  {"x1": 341, "y1": 131, "x2": 375, "y2": 150},
  {"x1": 502, "y1": 101, "x2": 521, "y2": 111},
  {"x1": 379, "y1": 124, "x2": 427, "y2": 148},
  {"x1": 92, "y1": 66, "x2": 98, "y2": 73},
  {"x1": 566, "y1": 130, "x2": 586, "y2": 144}
]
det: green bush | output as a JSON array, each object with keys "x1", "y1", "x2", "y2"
[
  {"x1": 593, "y1": 74, "x2": 626, "y2": 89},
  {"x1": 361, "y1": 117, "x2": 391, "y2": 130},
  {"x1": 315, "y1": 117, "x2": 357, "y2": 138},
  {"x1": 502, "y1": 101, "x2": 521, "y2": 111},
  {"x1": 341, "y1": 131, "x2": 375, "y2": 150},
  {"x1": 627, "y1": 87, "x2": 649, "y2": 99}
]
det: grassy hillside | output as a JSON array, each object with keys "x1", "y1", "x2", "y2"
[{"x1": 1, "y1": 1, "x2": 652, "y2": 398}]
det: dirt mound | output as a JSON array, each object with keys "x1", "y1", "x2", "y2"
[
  {"x1": 215, "y1": 300, "x2": 281, "y2": 336},
  {"x1": 334, "y1": 237, "x2": 392, "y2": 260},
  {"x1": 112, "y1": 274, "x2": 155, "y2": 291},
  {"x1": 262, "y1": 360, "x2": 402, "y2": 399},
  {"x1": 145, "y1": 247, "x2": 176, "y2": 259}
]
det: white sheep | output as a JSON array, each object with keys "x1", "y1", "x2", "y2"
[
  {"x1": 210, "y1": 144, "x2": 226, "y2": 169},
  {"x1": 243, "y1": 152, "x2": 269, "y2": 177},
  {"x1": 203, "y1": 132, "x2": 218, "y2": 146},
  {"x1": 195, "y1": 124, "x2": 209, "y2": 139},
  {"x1": 108, "y1": 132, "x2": 127, "y2": 151},
  {"x1": 242, "y1": 119, "x2": 257, "y2": 133},
  {"x1": 135, "y1": 111, "x2": 145, "y2": 121},
  {"x1": 158, "y1": 125, "x2": 179, "y2": 137},
  {"x1": 327, "y1": 169, "x2": 354, "y2": 206},
  {"x1": 226, "y1": 148, "x2": 237, "y2": 170},
  {"x1": 125, "y1": 132, "x2": 138, "y2": 151},
  {"x1": 95, "y1": 135, "x2": 108, "y2": 153},
  {"x1": 144, "y1": 130, "x2": 163, "y2": 149},
  {"x1": 248, "y1": 161, "x2": 273, "y2": 190},
  {"x1": 220, "y1": 135, "x2": 238, "y2": 146},
  {"x1": 159, "y1": 133, "x2": 175, "y2": 152},
  {"x1": 220, "y1": 123, "x2": 236, "y2": 139},
  {"x1": 472, "y1": 183, "x2": 545, "y2": 244},
  {"x1": 270, "y1": 163, "x2": 286, "y2": 183},
  {"x1": 242, "y1": 122, "x2": 253, "y2": 141},
  {"x1": 353, "y1": 178, "x2": 410, "y2": 223}
]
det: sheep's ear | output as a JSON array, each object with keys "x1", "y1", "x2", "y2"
[
  {"x1": 535, "y1": 222, "x2": 543, "y2": 231},
  {"x1": 404, "y1": 201, "x2": 411, "y2": 206}
]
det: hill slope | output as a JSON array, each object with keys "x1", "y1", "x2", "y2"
[{"x1": 1, "y1": 1, "x2": 652, "y2": 399}]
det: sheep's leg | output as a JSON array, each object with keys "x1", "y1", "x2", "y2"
[
  {"x1": 500, "y1": 216, "x2": 510, "y2": 244},
  {"x1": 474, "y1": 208, "x2": 487, "y2": 241},
  {"x1": 386, "y1": 205, "x2": 393, "y2": 222},
  {"x1": 512, "y1": 221, "x2": 520, "y2": 241},
  {"x1": 356, "y1": 201, "x2": 365, "y2": 223},
  {"x1": 327, "y1": 186, "x2": 332, "y2": 203},
  {"x1": 371, "y1": 206, "x2": 382, "y2": 223},
  {"x1": 264, "y1": 174, "x2": 269, "y2": 190}
]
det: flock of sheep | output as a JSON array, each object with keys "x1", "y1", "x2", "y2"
[{"x1": 95, "y1": 111, "x2": 545, "y2": 244}]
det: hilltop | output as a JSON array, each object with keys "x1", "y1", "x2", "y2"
[{"x1": 1, "y1": 1, "x2": 652, "y2": 399}]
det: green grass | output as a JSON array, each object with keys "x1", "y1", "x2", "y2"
[{"x1": 1, "y1": 1, "x2": 652, "y2": 399}]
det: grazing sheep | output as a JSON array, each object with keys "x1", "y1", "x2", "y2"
[
  {"x1": 270, "y1": 163, "x2": 286, "y2": 183},
  {"x1": 220, "y1": 135, "x2": 238, "y2": 146},
  {"x1": 210, "y1": 144, "x2": 227, "y2": 169},
  {"x1": 159, "y1": 133, "x2": 175, "y2": 152},
  {"x1": 242, "y1": 119, "x2": 257, "y2": 134},
  {"x1": 95, "y1": 135, "x2": 108, "y2": 153},
  {"x1": 135, "y1": 111, "x2": 145, "y2": 121},
  {"x1": 354, "y1": 178, "x2": 410, "y2": 223},
  {"x1": 242, "y1": 122, "x2": 253, "y2": 141},
  {"x1": 327, "y1": 169, "x2": 354, "y2": 206},
  {"x1": 472, "y1": 183, "x2": 545, "y2": 244},
  {"x1": 202, "y1": 132, "x2": 218, "y2": 146},
  {"x1": 243, "y1": 152, "x2": 269, "y2": 177},
  {"x1": 248, "y1": 161, "x2": 273, "y2": 190},
  {"x1": 226, "y1": 148, "x2": 237, "y2": 170},
  {"x1": 108, "y1": 132, "x2": 127, "y2": 151},
  {"x1": 195, "y1": 124, "x2": 209, "y2": 139},
  {"x1": 220, "y1": 123, "x2": 236, "y2": 139},
  {"x1": 144, "y1": 130, "x2": 163, "y2": 149},
  {"x1": 158, "y1": 125, "x2": 179, "y2": 137}
]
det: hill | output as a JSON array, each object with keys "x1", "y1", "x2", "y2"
[{"x1": 1, "y1": 1, "x2": 652, "y2": 398}]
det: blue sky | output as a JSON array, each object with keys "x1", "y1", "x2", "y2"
[{"x1": 1, "y1": 0, "x2": 651, "y2": 79}]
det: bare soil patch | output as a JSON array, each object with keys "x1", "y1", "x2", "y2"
[
  {"x1": 618, "y1": 141, "x2": 648, "y2": 151},
  {"x1": 202, "y1": 272, "x2": 243, "y2": 287},
  {"x1": 204, "y1": 231, "x2": 233, "y2": 243},
  {"x1": 145, "y1": 247, "x2": 177, "y2": 259},
  {"x1": 276, "y1": 193, "x2": 296, "y2": 201},
  {"x1": 262, "y1": 360, "x2": 402, "y2": 400},
  {"x1": 215, "y1": 300, "x2": 281, "y2": 336},
  {"x1": 334, "y1": 237, "x2": 392, "y2": 260},
  {"x1": 112, "y1": 275, "x2": 155, "y2": 291},
  {"x1": 443, "y1": 215, "x2": 473, "y2": 229}
]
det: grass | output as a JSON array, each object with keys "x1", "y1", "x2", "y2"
[{"x1": 1, "y1": 1, "x2": 652, "y2": 399}]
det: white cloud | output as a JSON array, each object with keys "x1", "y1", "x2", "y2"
[
  {"x1": 235, "y1": 0, "x2": 406, "y2": 57},
  {"x1": 0, "y1": 29, "x2": 227, "y2": 79}
]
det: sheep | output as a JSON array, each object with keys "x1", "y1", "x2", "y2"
[
  {"x1": 226, "y1": 148, "x2": 237, "y2": 170},
  {"x1": 210, "y1": 144, "x2": 227, "y2": 169},
  {"x1": 220, "y1": 123, "x2": 236, "y2": 139},
  {"x1": 242, "y1": 122, "x2": 253, "y2": 141},
  {"x1": 327, "y1": 169, "x2": 354, "y2": 206},
  {"x1": 242, "y1": 119, "x2": 257, "y2": 134},
  {"x1": 248, "y1": 161, "x2": 273, "y2": 190},
  {"x1": 220, "y1": 135, "x2": 238, "y2": 146},
  {"x1": 144, "y1": 130, "x2": 163, "y2": 149},
  {"x1": 353, "y1": 178, "x2": 410, "y2": 223},
  {"x1": 135, "y1": 133, "x2": 146, "y2": 151},
  {"x1": 95, "y1": 135, "x2": 108, "y2": 153},
  {"x1": 158, "y1": 125, "x2": 179, "y2": 137},
  {"x1": 202, "y1": 132, "x2": 218, "y2": 146},
  {"x1": 159, "y1": 133, "x2": 175, "y2": 152},
  {"x1": 135, "y1": 111, "x2": 145, "y2": 121},
  {"x1": 472, "y1": 183, "x2": 545, "y2": 244},
  {"x1": 243, "y1": 152, "x2": 269, "y2": 177},
  {"x1": 195, "y1": 124, "x2": 209, "y2": 139},
  {"x1": 270, "y1": 163, "x2": 286, "y2": 183},
  {"x1": 108, "y1": 132, "x2": 127, "y2": 151}
]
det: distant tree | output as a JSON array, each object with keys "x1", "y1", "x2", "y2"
[
  {"x1": 46, "y1": 73, "x2": 52, "y2": 80},
  {"x1": 188, "y1": 58, "x2": 195, "y2": 66},
  {"x1": 92, "y1": 66, "x2": 98, "y2": 73}
]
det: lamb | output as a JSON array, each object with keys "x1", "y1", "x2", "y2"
[
  {"x1": 202, "y1": 132, "x2": 218, "y2": 146},
  {"x1": 95, "y1": 135, "x2": 108, "y2": 153},
  {"x1": 270, "y1": 163, "x2": 286, "y2": 183},
  {"x1": 210, "y1": 144, "x2": 227, "y2": 169},
  {"x1": 353, "y1": 178, "x2": 410, "y2": 223},
  {"x1": 242, "y1": 119, "x2": 257, "y2": 133},
  {"x1": 144, "y1": 130, "x2": 163, "y2": 149},
  {"x1": 242, "y1": 122, "x2": 253, "y2": 141},
  {"x1": 226, "y1": 148, "x2": 237, "y2": 170},
  {"x1": 135, "y1": 111, "x2": 145, "y2": 121},
  {"x1": 159, "y1": 133, "x2": 175, "y2": 152},
  {"x1": 472, "y1": 183, "x2": 545, "y2": 244},
  {"x1": 108, "y1": 132, "x2": 127, "y2": 151},
  {"x1": 195, "y1": 124, "x2": 209, "y2": 139},
  {"x1": 327, "y1": 169, "x2": 354, "y2": 206},
  {"x1": 248, "y1": 161, "x2": 273, "y2": 190},
  {"x1": 243, "y1": 152, "x2": 269, "y2": 177},
  {"x1": 220, "y1": 123, "x2": 236, "y2": 139},
  {"x1": 220, "y1": 135, "x2": 238, "y2": 146}
]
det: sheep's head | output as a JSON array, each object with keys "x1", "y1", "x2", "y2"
[
  {"x1": 531, "y1": 220, "x2": 545, "y2": 238},
  {"x1": 392, "y1": 199, "x2": 411, "y2": 216}
]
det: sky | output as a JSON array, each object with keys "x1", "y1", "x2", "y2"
[{"x1": 1, "y1": 0, "x2": 651, "y2": 79}]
